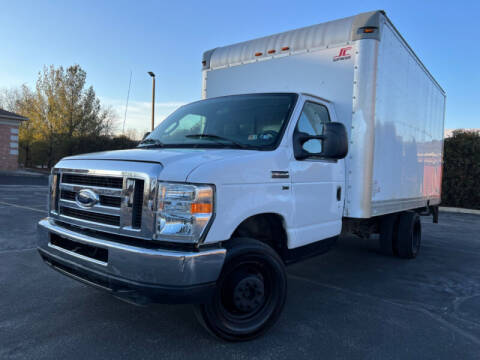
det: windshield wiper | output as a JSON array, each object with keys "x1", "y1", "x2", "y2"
[
  {"x1": 138, "y1": 138, "x2": 164, "y2": 148},
  {"x1": 185, "y1": 134, "x2": 247, "y2": 148}
]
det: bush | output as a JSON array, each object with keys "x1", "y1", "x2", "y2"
[
  {"x1": 19, "y1": 135, "x2": 139, "y2": 169},
  {"x1": 442, "y1": 130, "x2": 480, "y2": 210}
]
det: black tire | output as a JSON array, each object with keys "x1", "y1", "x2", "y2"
[
  {"x1": 379, "y1": 214, "x2": 399, "y2": 256},
  {"x1": 194, "y1": 238, "x2": 287, "y2": 341},
  {"x1": 396, "y1": 211, "x2": 422, "y2": 259}
]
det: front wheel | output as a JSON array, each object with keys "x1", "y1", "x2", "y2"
[{"x1": 194, "y1": 238, "x2": 287, "y2": 341}]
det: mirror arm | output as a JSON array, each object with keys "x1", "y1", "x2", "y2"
[{"x1": 298, "y1": 134, "x2": 325, "y2": 145}]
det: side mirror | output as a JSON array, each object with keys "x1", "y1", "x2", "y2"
[
  {"x1": 142, "y1": 132, "x2": 151, "y2": 140},
  {"x1": 293, "y1": 122, "x2": 348, "y2": 160}
]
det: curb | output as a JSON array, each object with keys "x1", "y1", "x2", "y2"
[{"x1": 440, "y1": 207, "x2": 480, "y2": 215}]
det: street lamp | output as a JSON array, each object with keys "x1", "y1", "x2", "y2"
[{"x1": 148, "y1": 71, "x2": 155, "y2": 131}]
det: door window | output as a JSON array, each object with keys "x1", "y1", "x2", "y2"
[{"x1": 295, "y1": 101, "x2": 331, "y2": 155}]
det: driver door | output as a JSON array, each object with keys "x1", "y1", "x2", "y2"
[{"x1": 289, "y1": 97, "x2": 345, "y2": 249}]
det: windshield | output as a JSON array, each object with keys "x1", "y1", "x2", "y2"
[{"x1": 138, "y1": 93, "x2": 298, "y2": 150}]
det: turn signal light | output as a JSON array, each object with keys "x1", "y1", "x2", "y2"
[{"x1": 191, "y1": 203, "x2": 212, "y2": 214}]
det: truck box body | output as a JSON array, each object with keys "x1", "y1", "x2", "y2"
[{"x1": 202, "y1": 10, "x2": 446, "y2": 219}]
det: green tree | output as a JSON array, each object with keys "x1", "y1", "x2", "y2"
[{"x1": 0, "y1": 64, "x2": 117, "y2": 167}]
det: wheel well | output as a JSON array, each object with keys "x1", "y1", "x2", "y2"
[{"x1": 231, "y1": 213, "x2": 288, "y2": 260}]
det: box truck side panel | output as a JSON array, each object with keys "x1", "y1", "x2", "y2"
[
  {"x1": 343, "y1": 38, "x2": 380, "y2": 219},
  {"x1": 204, "y1": 45, "x2": 356, "y2": 132},
  {"x1": 370, "y1": 21, "x2": 445, "y2": 216}
]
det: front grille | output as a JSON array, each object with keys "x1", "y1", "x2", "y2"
[
  {"x1": 62, "y1": 174, "x2": 123, "y2": 189},
  {"x1": 60, "y1": 189, "x2": 121, "y2": 208},
  {"x1": 52, "y1": 166, "x2": 156, "y2": 239},
  {"x1": 60, "y1": 206, "x2": 120, "y2": 226},
  {"x1": 132, "y1": 180, "x2": 144, "y2": 229},
  {"x1": 99, "y1": 195, "x2": 122, "y2": 208},
  {"x1": 60, "y1": 190, "x2": 76, "y2": 201}
]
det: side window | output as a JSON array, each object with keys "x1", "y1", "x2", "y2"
[{"x1": 295, "y1": 102, "x2": 330, "y2": 155}]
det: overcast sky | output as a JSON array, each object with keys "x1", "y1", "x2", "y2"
[{"x1": 1, "y1": 0, "x2": 478, "y2": 134}]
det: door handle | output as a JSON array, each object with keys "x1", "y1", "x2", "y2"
[{"x1": 336, "y1": 186, "x2": 342, "y2": 201}]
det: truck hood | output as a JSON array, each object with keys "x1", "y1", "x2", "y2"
[{"x1": 63, "y1": 148, "x2": 257, "y2": 181}]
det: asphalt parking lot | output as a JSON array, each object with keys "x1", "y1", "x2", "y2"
[{"x1": 1, "y1": 174, "x2": 480, "y2": 359}]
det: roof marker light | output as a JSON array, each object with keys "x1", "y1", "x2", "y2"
[
  {"x1": 363, "y1": 27, "x2": 376, "y2": 33},
  {"x1": 281, "y1": 46, "x2": 290, "y2": 51},
  {"x1": 255, "y1": 52, "x2": 263, "y2": 56},
  {"x1": 267, "y1": 49, "x2": 276, "y2": 54}
]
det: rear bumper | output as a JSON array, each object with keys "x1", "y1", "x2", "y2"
[{"x1": 37, "y1": 218, "x2": 226, "y2": 304}]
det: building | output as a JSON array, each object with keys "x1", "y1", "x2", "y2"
[{"x1": 0, "y1": 109, "x2": 28, "y2": 170}]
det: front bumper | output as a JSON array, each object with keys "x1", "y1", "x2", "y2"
[{"x1": 37, "y1": 218, "x2": 226, "y2": 304}]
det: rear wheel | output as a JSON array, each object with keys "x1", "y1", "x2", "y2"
[
  {"x1": 194, "y1": 238, "x2": 287, "y2": 341},
  {"x1": 396, "y1": 211, "x2": 421, "y2": 259},
  {"x1": 379, "y1": 214, "x2": 399, "y2": 256}
]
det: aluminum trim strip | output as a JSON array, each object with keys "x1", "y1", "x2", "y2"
[
  {"x1": 48, "y1": 242, "x2": 108, "y2": 266},
  {"x1": 57, "y1": 213, "x2": 120, "y2": 229},
  {"x1": 59, "y1": 199, "x2": 122, "y2": 216},
  {"x1": 371, "y1": 196, "x2": 440, "y2": 216},
  {"x1": 60, "y1": 183, "x2": 122, "y2": 197}
]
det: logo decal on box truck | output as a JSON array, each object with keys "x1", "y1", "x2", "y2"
[{"x1": 333, "y1": 47, "x2": 352, "y2": 62}]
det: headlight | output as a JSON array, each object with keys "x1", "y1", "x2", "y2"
[{"x1": 155, "y1": 183, "x2": 214, "y2": 243}]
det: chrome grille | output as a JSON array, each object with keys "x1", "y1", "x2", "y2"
[
  {"x1": 132, "y1": 180, "x2": 144, "y2": 229},
  {"x1": 62, "y1": 173, "x2": 123, "y2": 188},
  {"x1": 60, "y1": 189, "x2": 122, "y2": 208},
  {"x1": 60, "y1": 206, "x2": 121, "y2": 226},
  {"x1": 49, "y1": 160, "x2": 160, "y2": 240},
  {"x1": 99, "y1": 195, "x2": 122, "y2": 208}
]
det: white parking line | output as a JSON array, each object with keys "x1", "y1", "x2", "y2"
[{"x1": 0, "y1": 201, "x2": 46, "y2": 213}]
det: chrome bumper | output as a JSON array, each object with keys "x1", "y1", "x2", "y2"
[{"x1": 37, "y1": 218, "x2": 226, "y2": 303}]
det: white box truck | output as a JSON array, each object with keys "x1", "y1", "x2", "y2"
[{"x1": 38, "y1": 10, "x2": 445, "y2": 341}]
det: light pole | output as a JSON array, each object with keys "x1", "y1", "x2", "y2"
[{"x1": 148, "y1": 71, "x2": 155, "y2": 131}]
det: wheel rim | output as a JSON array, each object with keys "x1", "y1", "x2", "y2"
[
  {"x1": 232, "y1": 275, "x2": 265, "y2": 313},
  {"x1": 211, "y1": 256, "x2": 280, "y2": 335}
]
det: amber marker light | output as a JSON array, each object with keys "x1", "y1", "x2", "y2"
[
  {"x1": 255, "y1": 52, "x2": 263, "y2": 56},
  {"x1": 267, "y1": 49, "x2": 276, "y2": 54},
  {"x1": 281, "y1": 46, "x2": 290, "y2": 51},
  {"x1": 191, "y1": 203, "x2": 213, "y2": 214},
  {"x1": 363, "y1": 27, "x2": 376, "y2": 33}
]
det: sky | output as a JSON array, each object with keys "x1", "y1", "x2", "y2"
[{"x1": 1, "y1": 0, "x2": 478, "y2": 135}]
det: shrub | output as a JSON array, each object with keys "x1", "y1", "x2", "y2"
[
  {"x1": 442, "y1": 130, "x2": 480, "y2": 210},
  {"x1": 19, "y1": 135, "x2": 139, "y2": 169}
]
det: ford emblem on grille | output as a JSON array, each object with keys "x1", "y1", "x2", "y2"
[{"x1": 76, "y1": 189, "x2": 99, "y2": 208}]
